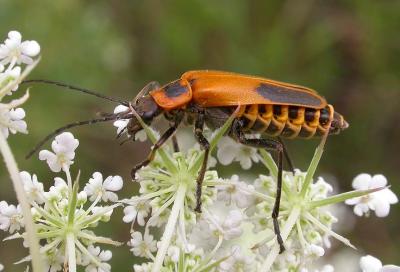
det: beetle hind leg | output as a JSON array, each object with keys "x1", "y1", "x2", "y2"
[
  {"x1": 278, "y1": 137, "x2": 295, "y2": 172},
  {"x1": 233, "y1": 120, "x2": 285, "y2": 253},
  {"x1": 193, "y1": 111, "x2": 210, "y2": 213}
]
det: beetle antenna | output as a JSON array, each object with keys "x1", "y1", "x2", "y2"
[
  {"x1": 22, "y1": 79, "x2": 129, "y2": 106},
  {"x1": 26, "y1": 114, "x2": 132, "y2": 159}
]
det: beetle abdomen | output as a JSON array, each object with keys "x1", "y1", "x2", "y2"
[{"x1": 237, "y1": 104, "x2": 335, "y2": 139}]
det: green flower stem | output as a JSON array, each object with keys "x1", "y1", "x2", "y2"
[
  {"x1": 309, "y1": 187, "x2": 384, "y2": 209},
  {"x1": 0, "y1": 130, "x2": 43, "y2": 272},
  {"x1": 68, "y1": 173, "x2": 80, "y2": 226},
  {"x1": 260, "y1": 206, "x2": 301, "y2": 272},
  {"x1": 66, "y1": 232, "x2": 77, "y2": 272},
  {"x1": 151, "y1": 183, "x2": 187, "y2": 272},
  {"x1": 300, "y1": 133, "x2": 327, "y2": 198}
]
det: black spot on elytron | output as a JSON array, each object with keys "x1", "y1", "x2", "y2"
[
  {"x1": 319, "y1": 107, "x2": 330, "y2": 126},
  {"x1": 289, "y1": 106, "x2": 299, "y2": 119},
  {"x1": 305, "y1": 108, "x2": 316, "y2": 122},
  {"x1": 164, "y1": 81, "x2": 188, "y2": 98},
  {"x1": 256, "y1": 83, "x2": 323, "y2": 107}
]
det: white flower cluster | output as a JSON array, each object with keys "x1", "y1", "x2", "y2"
[
  {"x1": 0, "y1": 132, "x2": 122, "y2": 272},
  {"x1": 115, "y1": 116, "x2": 398, "y2": 272},
  {"x1": 0, "y1": 30, "x2": 40, "y2": 139}
]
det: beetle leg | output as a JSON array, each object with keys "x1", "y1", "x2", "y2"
[
  {"x1": 193, "y1": 111, "x2": 210, "y2": 213},
  {"x1": 130, "y1": 113, "x2": 183, "y2": 180},
  {"x1": 232, "y1": 120, "x2": 285, "y2": 253},
  {"x1": 172, "y1": 134, "x2": 180, "y2": 152},
  {"x1": 277, "y1": 137, "x2": 294, "y2": 172}
]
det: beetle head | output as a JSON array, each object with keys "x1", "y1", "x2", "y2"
[
  {"x1": 127, "y1": 95, "x2": 162, "y2": 138},
  {"x1": 330, "y1": 111, "x2": 349, "y2": 135}
]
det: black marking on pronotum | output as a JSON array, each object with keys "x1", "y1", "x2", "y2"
[
  {"x1": 164, "y1": 80, "x2": 188, "y2": 98},
  {"x1": 256, "y1": 83, "x2": 323, "y2": 108}
]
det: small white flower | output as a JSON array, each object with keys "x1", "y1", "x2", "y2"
[
  {"x1": 0, "y1": 106, "x2": 27, "y2": 138},
  {"x1": 217, "y1": 175, "x2": 253, "y2": 208},
  {"x1": 0, "y1": 263, "x2": 3, "y2": 271},
  {"x1": 39, "y1": 132, "x2": 79, "y2": 172},
  {"x1": 360, "y1": 255, "x2": 400, "y2": 272},
  {"x1": 206, "y1": 209, "x2": 244, "y2": 241},
  {"x1": 305, "y1": 244, "x2": 325, "y2": 258},
  {"x1": 345, "y1": 174, "x2": 398, "y2": 217},
  {"x1": 0, "y1": 30, "x2": 40, "y2": 65},
  {"x1": 85, "y1": 245, "x2": 112, "y2": 272},
  {"x1": 0, "y1": 65, "x2": 21, "y2": 92},
  {"x1": 122, "y1": 197, "x2": 150, "y2": 226},
  {"x1": 129, "y1": 231, "x2": 157, "y2": 258},
  {"x1": 219, "y1": 245, "x2": 255, "y2": 272},
  {"x1": 133, "y1": 262, "x2": 152, "y2": 272},
  {"x1": 113, "y1": 105, "x2": 147, "y2": 142},
  {"x1": 84, "y1": 172, "x2": 123, "y2": 202},
  {"x1": 20, "y1": 171, "x2": 45, "y2": 204},
  {"x1": 167, "y1": 245, "x2": 180, "y2": 263},
  {"x1": 0, "y1": 202, "x2": 24, "y2": 233},
  {"x1": 217, "y1": 135, "x2": 260, "y2": 169}
]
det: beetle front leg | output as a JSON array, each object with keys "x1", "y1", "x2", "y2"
[
  {"x1": 233, "y1": 120, "x2": 285, "y2": 253},
  {"x1": 131, "y1": 114, "x2": 183, "y2": 180},
  {"x1": 193, "y1": 111, "x2": 210, "y2": 213}
]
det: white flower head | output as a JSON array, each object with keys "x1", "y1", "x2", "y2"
[
  {"x1": 122, "y1": 197, "x2": 150, "y2": 226},
  {"x1": 217, "y1": 135, "x2": 260, "y2": 169},
  {"x1": 113, "y1": 104, "x2": 146, "y2": 142},
  {"x1": 0, "y1": 30, "x2": 40, "y2": 66},
  {"x1": 84, "y1": 245, "x2": 112, "y2": 272},
  {"x1": 129, "y1": 231, "x2": 157, "y2": 258},
  {"x1": 20, "y1": 171, "x2": 45, "y2": 204},
  {"x1": 0, "y1": 202, "x2": 24, "y2": 233},
  {"x1": 217, "y1": 175, "x2": 254, "y2": 208},
  {"x1": 0, "y1": 65, "x2": 21, "y2": 92},
  {"x1": 360, "y1": 255, "x2": 400, "y2": 272},
  {"x1": 219, "y1": 245, "x2": 255, "y2": 272},
  {"x1": 84, "y1": 172, "x2": 123, "y2": 202},
  {"x1": 39, "y1": 132, "x2": 79, "y2": 172},
  {"x1": 0, "y1": 106, "x2": 27, "y2": 138},
  {"x1": 345, "y1": 174, "x2": 398, "y2": 217}
]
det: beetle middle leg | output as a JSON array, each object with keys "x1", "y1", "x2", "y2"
[
  {"x1": 130, "y1": 113, "x2": 183, "y2": 180},
  {"x1": 193, "y1": 111, "x2": 210, "y2": 213},
  {"x1": 232, "y1": 120, "x2": 285, "y2": 253}
]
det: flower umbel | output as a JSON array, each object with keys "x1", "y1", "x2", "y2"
[{"x1": 1, "y1": 133, "x2": 122, "y2": 272}]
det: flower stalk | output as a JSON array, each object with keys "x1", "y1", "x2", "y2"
[
  {"x1": 151, "y1": 183, "x2": 187, "y2": 272},
  {"x1": 0, "y1": 129, "x2": 43, "y2": 271}
]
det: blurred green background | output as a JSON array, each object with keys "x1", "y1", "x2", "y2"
[{"x1": 0, "y1": 0, "x2": 399, "y2": 270}]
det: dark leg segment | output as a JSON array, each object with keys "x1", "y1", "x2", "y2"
[
  {"x1": 130, "y1": 114, "x2": 183, "y2": 180},
  {"x1": 193, "y1": 111, "x2": 210, "y2": 213},
  {"x1": 278, "y1": 137, "x2": 295, "y2": 172},
  {"x1": 233, "y1": 120, "x2": 285, "y2": 253},
  {"x1": 172, "y1": 134, "x2": 180, "y2": 152}
]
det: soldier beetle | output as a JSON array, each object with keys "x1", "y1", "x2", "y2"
[{"x1": 23, "y1": 70, "x2": 349, "y2": 253}]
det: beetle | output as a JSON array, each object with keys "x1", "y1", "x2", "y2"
[{"x1": 24, "y1": 70, "x2": 349, "y2": 253}]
